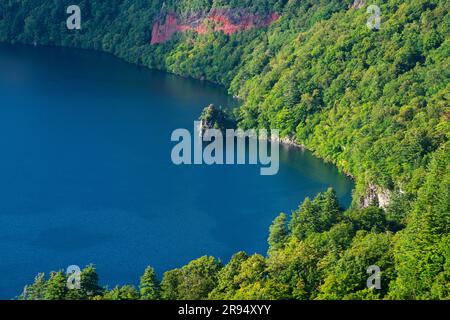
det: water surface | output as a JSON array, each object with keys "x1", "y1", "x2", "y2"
[{"x1": 0, "y1": 43, "x2": 354, "y2": 298}]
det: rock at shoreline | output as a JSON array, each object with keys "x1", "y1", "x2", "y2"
[{"x1": 199, "y1": 104, "x2": 237, "y2": 134}]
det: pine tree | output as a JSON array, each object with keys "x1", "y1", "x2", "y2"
[
  {"x1": 209, "y1": 251, "x2": 249, "y2": 299},
  {"x1": 140, "y1": 266, "x2": 161, "y2": 300},
  {"x1": 102, "y1": 285, "x2": 140, "y2": 300},
  {"x1": 289, "y1": 197, "x2": 318, "y2": 240},
  {"x1": 391, "y1": 145, "x2": 450, "y2": 299},
  {"x1": 81, "y1": 264, "x2": 103, "y2": 298},
  {"x1": 161, "y1": 269, "x2": 182, "y2": 300},
  {"x1": 23, "y1": 273, "x2": 46, "y2": 300},
  {"x1": 319, "y1": 188, "x2": 341, "y2": 230},
  {"x1": 268, "y1": 213, "x2": 288, "y2": 250},
  {"x1": 44, "y1": 271, "x2": 67, "y2": 300}
]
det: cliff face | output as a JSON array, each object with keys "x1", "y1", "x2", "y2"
[
  {"x1": 151, "y1": 9, "x2": 279, "y2": 44},
  {"x1": 360, "y1": 183, "x2": 391, "y2": 209},
  {"x1": 351, "y1": 0, "x2": 366, "y2": 9}
]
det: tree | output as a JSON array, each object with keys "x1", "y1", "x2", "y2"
[
  {"x1": 209, "y1": 251, "x2": 249, "y2": 299},
  {"x1": 44, "y1": 271, "x2": 68, "y2": 300},
  {"x1": 161, "y1": 256, "x2": 221, "y2": 300},
  {"x1": 80, "y1": 264, "x2": 103, "y2": 298},
  {"x1": 289, "y1": 190, "x2": 342, "y2": 240},
  {"x1": 161, "y1": 269, "x2": 182, "y2": 300},
  {"x1": 317, "y1": 231, "x2": 394, "y2": 300},
  {"x1": 347, "y1": 206, "x2": 388, "y2": 233},
  {"x1": 390, "y1": 145, "x2": 450, "y2": 299},
  {"x1": 319, "y1": 188, "x2": 341, "y2": 228},
  {"x1": 140, "y1": 266, "x2": 161, "y2": 300},
  {"x1": 231, "y1": 254, "x2": 269, "y2": 299},
  {"x1": 102, "y1": 285, "x2": 140, "y2": 300},
  {"x1": 268, "y1": 212, "x2": 288, "y2": 250},
  {"x1": 22, "y1": 273, "x2": 46, "y2": 300},
  {"x1": 178, "y1": 256, "x2": 222, "y2": 300},
  {"x1": 234, "y1": 254, "x2": 267, "y2": 287},
  {"x1": 289, "y1": 197, "x2": 317, "y2": 240}
]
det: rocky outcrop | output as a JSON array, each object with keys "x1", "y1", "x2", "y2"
[
  {"x1": 351, "y1": 0, "x2": 366, "y2": 9},
  {"x1": 198, "y1": 104, "x2": 236, "y2": 134},
  {"x1": 151, "y1": 13, "x2": 179, "y2": 44},
  {"x1": 151, "y1": 8, "x2": 280, "y2": 44},
  {"x1": 360, "y1": 183, "x2": 391, "y2": 209},
  {"x1": 271, "y1": 135, "x2": 305, "y2": 148}
]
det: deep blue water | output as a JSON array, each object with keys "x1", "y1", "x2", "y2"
[{"x1": 0, "y1": 43, "x2": 354, "y2": 299}]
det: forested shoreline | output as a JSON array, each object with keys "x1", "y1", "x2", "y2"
[{"x1": 0, "y1": 0, "x2": 448, "y2": 300}]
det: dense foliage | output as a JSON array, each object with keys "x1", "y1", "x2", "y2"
[
  {"x1": 199, "y1": 104, "x2": 237, "y2": 132},
  {"x1": 1, "y1": 0, "x2": 448, "y2": 300}
]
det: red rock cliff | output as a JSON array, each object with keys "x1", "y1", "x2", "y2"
[{"x1": 151, "y1": 9, "x2": 279, "y2": 44}]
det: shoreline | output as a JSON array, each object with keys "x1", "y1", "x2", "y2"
[{"x1": 3, "y1": 40, "x2": 356, "y2": 183}]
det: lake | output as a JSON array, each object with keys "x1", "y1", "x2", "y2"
[{"x1": 0, "y1": 43, "x2": 354, "y2": 298}]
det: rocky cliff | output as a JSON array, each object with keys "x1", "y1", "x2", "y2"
[
  {"x1": 351, "y1": 0, "x2": 366, "y2": 9},
  {"x1": 360, "y1": 183, "x2": 391, "y2": 209},
  {"x1": 151, "y1": 8, "x2": 279, "y2": 44}
]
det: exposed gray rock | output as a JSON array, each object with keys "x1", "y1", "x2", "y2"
[
  {"x1": 361, "y1": 183, "x2": 391, "y2": 209},
  {"x1": 351, "y1": 0, "x2": 366, "y2": 9},
  {"x1": 271, "y1": 135, "x2": 304, "y2": 148}
]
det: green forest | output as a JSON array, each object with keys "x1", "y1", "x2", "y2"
[{"x1": 0, "y1": 0, "x2": 448, "y2": 300}]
